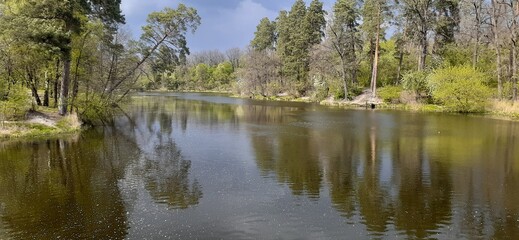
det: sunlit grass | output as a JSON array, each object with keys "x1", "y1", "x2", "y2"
[{"x1": 490, "y1": 100, "x2": 519, "y2": 119}]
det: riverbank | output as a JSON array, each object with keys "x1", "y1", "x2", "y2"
[
  {"x1": 0, "y1": 108, "x2": 81, "y2": 140},
  {"x1": 238, "y1": 92, "x2": 519, "y2": 121}
]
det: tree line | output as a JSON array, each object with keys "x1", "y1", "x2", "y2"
[
  {"x1": 142, "y1": 0, "x2": 518, "y2": 113},
  {"x1": 0, "y1": 1, "x2": 200, "y2": 123},
  {"x1": 242, "y1": 0, "x2": 519, "y2": 112}
]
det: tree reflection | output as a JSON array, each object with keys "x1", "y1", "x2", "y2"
[
  {"x1": 119, "y1": 98, "x2": 203, "y2": 209},
  {"x1": 143, "y1": 141, "x2": 202, "y2": 209},
  {"x1": 0, "y1": 130, "x2": 134, "y2": 239},
  {"x1": 248, "y1": 110, "x2": 499, "y2": 238},
  {"x1": 247, "y1": 104, "x2": 322, "y2": 198}
]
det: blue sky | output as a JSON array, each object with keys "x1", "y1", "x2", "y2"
[{"x1": 121, "y1": 0, "x2": 335, "y2": 52}]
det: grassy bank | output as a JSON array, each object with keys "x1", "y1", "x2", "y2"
[
  {"x1": 235, "y1": 92, "x2": 519, "y2": 121},
  {"x1": 0, "y1": 108, "x2": 82, "y2": 140}
]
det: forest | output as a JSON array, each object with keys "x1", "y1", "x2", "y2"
[{"x1": 1, "y1": 0, "x2": 519, "y2": 126}]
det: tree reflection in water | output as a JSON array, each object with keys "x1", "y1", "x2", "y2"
[
  {"x1": 142, "y1": 141, "x2": 202, "y2": 209},
  {"x1": 0, "y1": 132, "x2": 132, "y2": 239},
  {"x1": 246, "y1": 105, "x2": 519, "y2": 239},
  {"x1": 120, "y1": 98, "x2": 203, "y2": 210}
]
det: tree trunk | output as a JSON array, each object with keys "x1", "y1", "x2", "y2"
[
  {"x1": 43, "y1": 70, "x2": 50, "y2": 107},
  {"x1": 370, "y1": 9, "x2": 381, "y2": 98},
  {"x1": 473, "y1": 34, "x2": 480, "y2": 69},
  {"x1": 341, "y1": 58, "x2": 348, "y2": 100},
  {"x1": 513, "y1": 44, "x2": 518, "y2": 101},
  {"x1": 54, "y1": 59, "x2": 60, "y2": 108},
  {"x1": 513, "y1": 1, "x2": 519, "y2": 101},
  {"x1": 472, "y1": 0, "x2": 483, "y2": 69},
  {"x1": 396, "y1": 52, "x2": 404, "y2": 84},
  {"x1": 512, "y1": 43, "x2": 517, "y2": 101},
  {"x1": 418, "y1": 26, "x2": 428, "y2": 71},
  {"x1": 26, "y1": 67, "x2": 42, "y2": 106},
  {"x1": 59, "y1": 55, "x2": 71, "y2": 115},
  {"x1": 492, "y1": 0, "x2": 503, "y2": 98},
  {"x1": 351, "y1": 28, "x2": 358, "y2": 84}
]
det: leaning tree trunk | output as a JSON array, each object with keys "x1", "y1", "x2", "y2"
[{"x1": 27, "y1": 67, "x2": 42, "y2": 106}]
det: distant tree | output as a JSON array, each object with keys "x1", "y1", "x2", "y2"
[
  {"x1": 239, "y1": 50, "x2": 281, "y2": 97},
  {"x1": 226, "y1": 48, "x2": 243, "y2": 70},
  {"x1": 189, "y1": 50, "x2": 226, "y2": 67}
]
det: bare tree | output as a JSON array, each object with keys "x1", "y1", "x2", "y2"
[{"x1": 226, "y1": 47, "x2": 242, "y2": 70}]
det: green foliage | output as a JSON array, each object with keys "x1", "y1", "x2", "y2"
[
  {"x1": 401, "y1": 70, "x2": 429, "y2": 96},
  {"x1": 0, "y1": 79, "x2": 7, "y2": 100},
  {"x1": 440, "y1": 44, "x2": 472, "y2": 67},
  {"x1": 330, "y1": 0, "x2": 361, "y2": 99},
  {"x1": 305, "y1": 0, "x2": 327, "y2": 46},
  {"x1": 312, "y1": 75, "x2": 329, "y2": 101},
  {"x1": 427, "y1": 66, "x2": 492, "y2": 112},
  {"x1": 75, "y1": 95, "x2": 116, "y2": 125},
  {"x1": 251, "y1": 18, "x2": 276, "y2": 51},
  {"x1": 274, "y1": 0, "x2": 326, "y2": 95},
  {"x1": 328, "y1": 79, "x2": 346, "y2": 100},
  {"x1": 378, "y1": 40, "x2": 400, "y2": 86},
  {"x1": 378, "y1": 86, "x2": 403, "y2": 103},
  {"x1": 0, "y1": 84, "x2": 31, "y2": 121},
  {"x1": 212, "y1": 61, "x2": 234, "y2": 86}
]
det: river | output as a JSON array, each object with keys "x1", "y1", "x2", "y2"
[{"x1": 0, "y1": 92, "x2": 518, "y2": 239}]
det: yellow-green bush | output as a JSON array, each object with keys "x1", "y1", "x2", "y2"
[
  {"x1": 427, "y1": 66, "x2": 492, "y2": 113},
  {"x1": 377, "y1": 86, "x2": 403, "y2": 103}
]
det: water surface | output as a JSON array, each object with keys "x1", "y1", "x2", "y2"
[{"x1": 1, "y1": 92, "x2": 518, "y2": 239}]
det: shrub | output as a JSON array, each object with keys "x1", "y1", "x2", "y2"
[
  {"x1": 401, "y1": 70, "x2": 429, "y2": 98},
  {"x1": 0, "y1": 84, "x2": 31, "y2": 121},
  {"x1": 377, "y1": 86, "x2": 403, "y2": 103},
  {"x1": 427, "y1": 66, "x2": 492, "y2": 113},
  {"x1": 311, "y1": 75, "x2": 328, "y2": 101}
]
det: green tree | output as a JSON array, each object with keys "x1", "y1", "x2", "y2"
[
  {"x1": 362, "y1": 0, "x2": 390, "y2": 98},
  {"x1": 283, "y1": 0, "x2": 309, "y2": 94},
  {"x1": 329, "y1": 0, "x2": 361, "y2": 99},
  {"x1": 276, "y1": 0, "x2": 326, "y2": 95},
  {"x1": 305, "y1": 0, "x2": 327, "y2": 46},
  {"x1": 1, "y1": 0, "x2": 125, "y2": 115},
  {"x1": 121, "y1": 4, "x2": 201, "y2": 93},
  {"x1": 400, "y1": 0, "x2": 460, "y2": 71},
  {"x1": 212, "y1": 61, "x2": 234, "y2": 86},
  {"x1": 251, "y1": 17, "x2": 276, "y2": 51}
]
